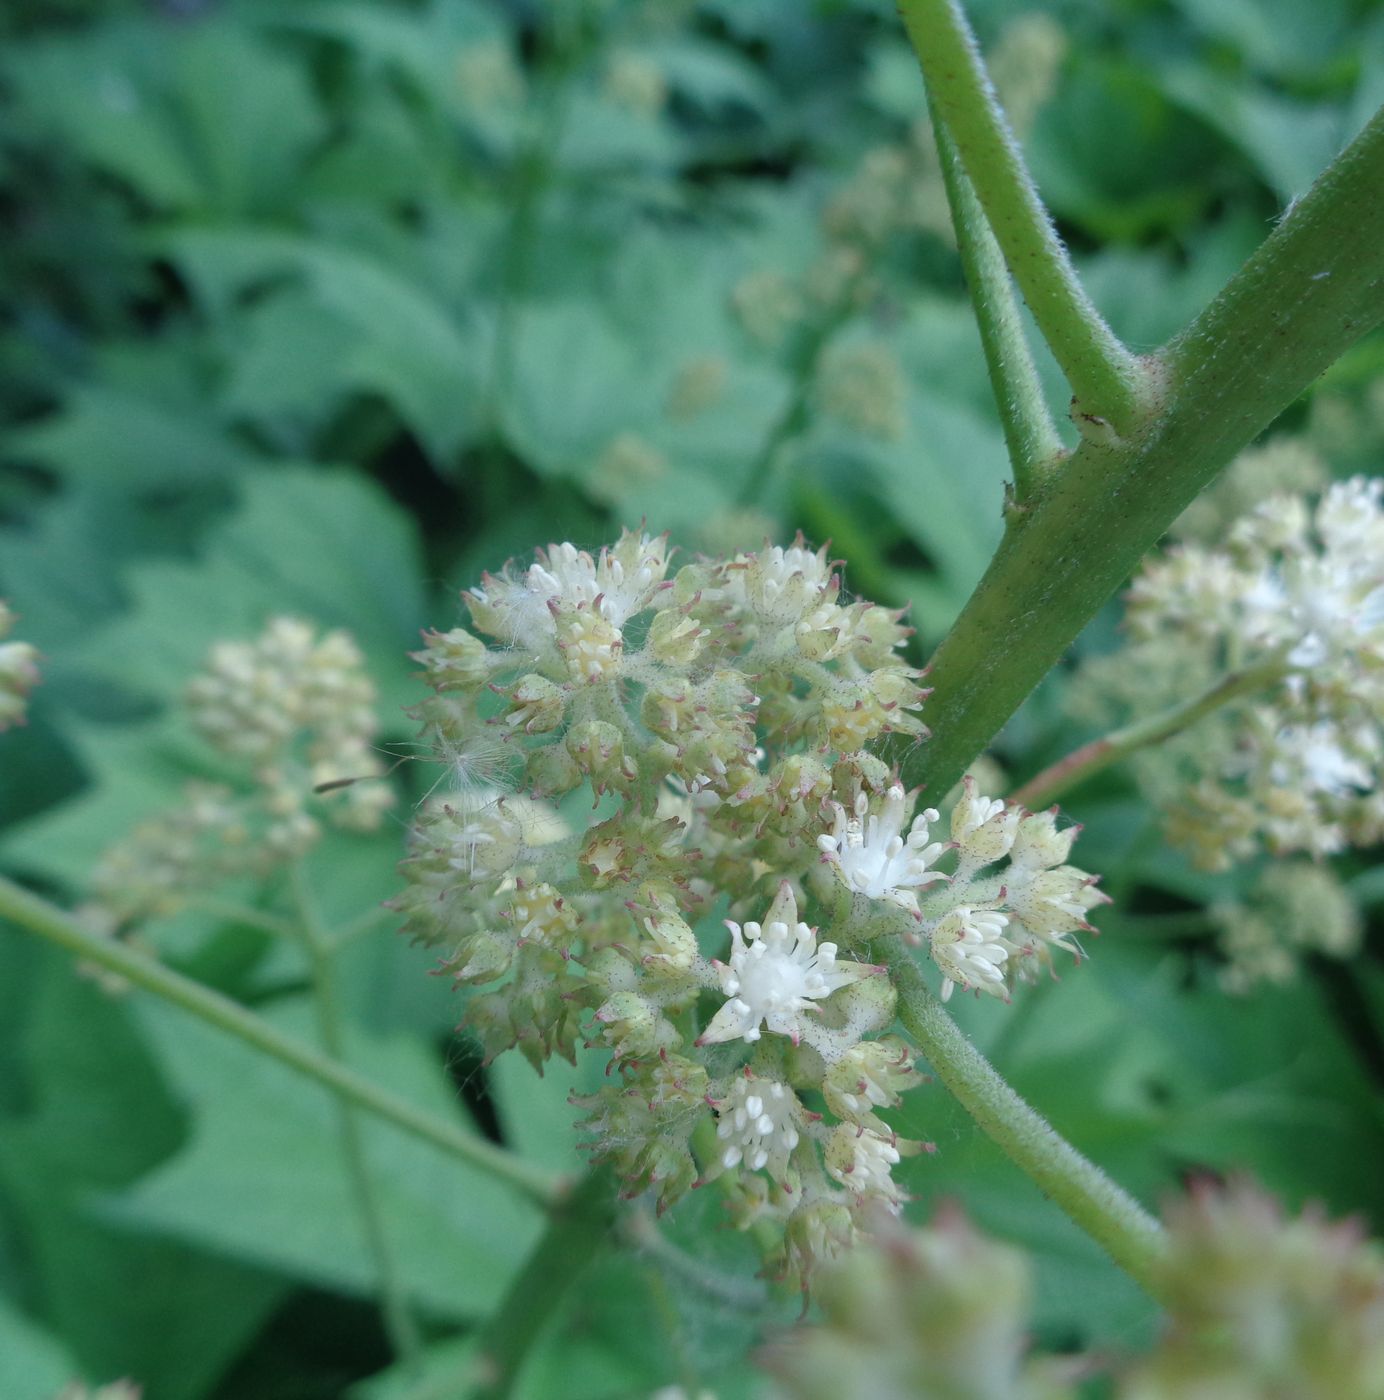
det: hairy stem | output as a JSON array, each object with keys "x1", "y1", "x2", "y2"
[
  {"x1": 292, "y1": 868, "x2": 422, "y2": 1366},
  {"x1": 472, "y1": 1168, "x2": 619, "y2": 1399},
  {"x1": 930, "y1": 101, "x2": 1064, "y2": 499},
  {"x1": 899, "y1": 0, "x2": 1148, "y2": 434},
  {"x1": 892, "y1": 956, "x2": 1167, "y2": 1295},
  {"x1": 1009, "y1": 658, "x2": 1288, "y2": 808},
  {"x1": 894, "y1": 104, "x2": 1384, "y2": 802},
  {"x1": 0, "y1": 875, "x2": 561, "y2": 1209}
]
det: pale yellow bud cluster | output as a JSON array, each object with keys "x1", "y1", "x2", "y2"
[
  {"x1": 664, "y1": 355, "x2": 728, "y2": 421},
  {"x1": 454, "y1": 40, "x2": 525, "y2": 111},
  {"x1": 602, "y1": 50, "x2": 668, "y2": 117},
  {"x1": 588, "y1": 431, "x2": 669, "y2": 507},
  {"x1": 816, "y1": 342, "x2": 908, "y2": 442},
  {"x1": 1211, "y1": 861, "x2": 1362, "y2": 994},
  {"x1": 1126, "y1": 1181, "x2": 1384, "y2": 1399},
  {"x1": 90, "y1": 619, "x2": 392, "y2": 926},
  {"x1": 1079, "y1": 477, "x2": 1384, "y2": 868},
  {"x1": 397, "y1": 530, "x2": 934, "y2": 1260},
  {"x1": 731, "y1": 269, "x2": 806, "y2": 351},
  {"x1": 765, "y1": 1182, "x2": 1384, "y2": 1396},
  {"x1": 764, "y1": 1210, "x2": 1061, "y2": 1397},
  {"x1": 0, "y1": 600, "x2": 40, "y2": 731}
]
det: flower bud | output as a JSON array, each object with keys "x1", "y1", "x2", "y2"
[
  {"x1": 566, "y1": 720, "x2": 637, "y2": 795},
  {"x1": 648, "y1": 606, "x2": 709, "y2": 666},
  {"x1": 505, "y1": 673, "x2": 565, "y2": 733},
  {"x1": 411, "y1": 627, "x2": 492, "y2": 690}
]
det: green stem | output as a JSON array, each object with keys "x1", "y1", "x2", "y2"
[
  {"x1": 472, "y1": 1168, "x2": 619, "y2": 1399},
  {"x1": 0, "y1": 875, "x2": 560, "y2": 1209},
  {"x1": 1008, "y1": 658, "x2": 1288, "y2": 809},
  {"x1": 184, "y1": 897, "x2": 299, "y2": 941},
  {"x1": 894, "y1": 104, "x2": 1384, "y2": 802},
  {"x1": 737, "y1": 291, "x2": 859, "y2": 508},
  {"x1": 899, "y1": 0, "x2": 1148, "y2": 435},
  {"x1": 292, "y1": 868, "x2": 422, "y2": 1366},
  {"x1": 892, "y1": 956, "x2": 1167, "y2": 1295},
  {"x1": 930, "y1": 100, "x2": 1064, "y2": 500}
]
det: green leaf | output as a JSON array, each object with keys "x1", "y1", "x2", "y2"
[
  {"x1": 5, "y1": 21, "x2": 324, "y2": 217},
  {"x1": 4, "y1": 384, "x2": 258, "y2": 488},
  {"x1": 103, "y1": 995, "x2": 543, "y2": 1319},
  {"x1": 0, "y1": 1298, "x2": 80, "y2": 1400},
  {"x1": 162, "y1": 229, "x2": 481, "y2": 461},
  {"x1": 1159, "y1": 65, "x2": 1349, "y2": 201},
  {"x1": 0, "y1": 946, "x2": 285, "y2": 1400}
]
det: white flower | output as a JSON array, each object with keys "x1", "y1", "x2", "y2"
[
  {"x1": 470, "y1": 531, "x2": 668, "y2": 647},
  {"x1": 714, "y1": 1074, "x2": 802, "y2": 1177},
  {"x1": 730, "y1": 537, "x2": 834, "y2": 627},
  {"x1": 824, "y1": 1124, "x2": 908, "y2": 1207},
  {"x1": 930, "y1": 906, "x2": 1010, "y2": 1002},
  {"x1": 817, "y1": 785, "x2": 949, "y2": 915},
  {"x1": 950, "y1": 777, "x2": 1021, "y2": 874},
  {"x1": 1268, "y1": 721, "x2": 1375, "y2": 798},
  {"x1": 699, "y1": 883, "x2": 876, "y2": 1045}
]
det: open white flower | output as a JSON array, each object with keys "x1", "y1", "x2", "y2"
[
  {"x1": 714, "y1": 1074, "x2": 802, "y2": 1177},
  {"x1": 930, "y1": 906, "x2": 1011, "y2": 1002},
  {"x1": 699, "y1": 883, "x2": 876, "y2": 1045},
  {"x1": 817, "y1": 785, "x2": 950, "y2": 915},
  {"x1": 824, "y1": 1124, "x2": 910, "y2": 1208}
]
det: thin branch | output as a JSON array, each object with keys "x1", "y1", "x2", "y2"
[
  {"x1": 292, "y1": 866, "x2": 423, "y2": 1366},
  {"x1": 0, "y1": 874, "x2": 562, "y2": 1210},
  {"x1": 1008, "y1": 658, "x2": 1288, "y2": 809},
  {"x1": 472, "y1": 1168, "x2": 619, "y2": 1399},
  {"x1": 930, "y1": 100, "x2": 1064, "y2": 501},
  {"x1": 892, "y1": 955, "x2": 1167, "y2": 1296},
  {"x1": 899, "y1": 0, "x2": 1148, "y2": 435}
]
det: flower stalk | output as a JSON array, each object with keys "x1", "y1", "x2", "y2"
[
  {"x1": 899, "y1": 0, "x2": 1150, "y2": 436},
  {"x1": 291, "y1": 866, "x2": 423, "y2": 1366},
  {"x1": 892, "y1": 954, "x2": 1168, "y2": 1297},
  {"x1": 1009, "y1": 657, "x2": 1289, "y2": 809},
  {"x1": 929, "y1": 100, "x2": 1064, "y2": 500}
]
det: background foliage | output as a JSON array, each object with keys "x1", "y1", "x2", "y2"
[{"x1": 2, "y1": 0, "x2": 1383, "y2": 1395}]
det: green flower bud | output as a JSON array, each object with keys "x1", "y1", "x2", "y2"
[
  {"x1": 566, "y1": 720, "x2": 637, "y2": 795},
  {"x1": 505, "y1": 673, "x2": 566, "y2": 734}
]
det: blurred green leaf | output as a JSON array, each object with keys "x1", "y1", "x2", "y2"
[
  {"x1": 104, "y1": 995, "x2": 542, "y2": 1319},
  {"x1": 0, "y1": 947, "x2": 285, "y2": 1400}
]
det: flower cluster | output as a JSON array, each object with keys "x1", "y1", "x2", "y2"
[
  {"x1": 818, "y1": 780, "x2": 1106, "y2": 1002},
  {"x1": 765, "y1": 1182, "x2": 1384, "y2": 1399},
  {"x1": 1211, "y1": 861, "x2": 1361, "y2": 995},
  {"x1": 90, "y1": 617, "x2": 392, "y2": 925},
  {"x1": 1077, "y1": 477, "x2": 1384, "y2": 869},
  {"x1": 0, "y1": 601, "x2": 40, "y2": 731},
  {"x1": 396, "y1": 531, "x2": 1105, "y2": 1282},
  {"x1": 1126, "y1": 1180, "x2": 1384, "y2": 1398},
  {"x1": 763, "y1": 1208, "x2": 1068, "y2": 1400}
]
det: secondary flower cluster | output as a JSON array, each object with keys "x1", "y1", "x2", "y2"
[
  {"x1": 0, "y1": 600, "x2": 40, "y2": 731},
  {"x1": 1210, "y1": 861, "x2": 1361, "y2": 995},
  {"x1": 91, "y1": 617, "x2": 392, "y2": 925},
  {"x1": 395, "y1": 532, "x2": 1105, "y2": 1282},
  {"x1": 1077, "y1": 477, "x2": 1384, "y2": 869},
  {"x1": 767, "y1": 1181, "x2": 1384, "y2": 1400}
]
